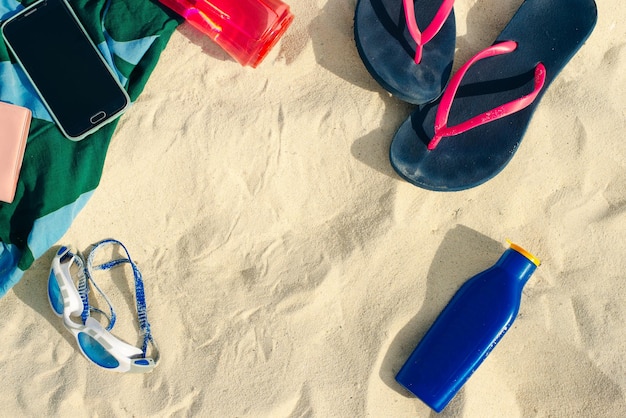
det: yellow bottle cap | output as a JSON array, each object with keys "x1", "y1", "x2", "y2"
[{"x1": 506, "y1": 240, "x2": 540, "y2": 267}]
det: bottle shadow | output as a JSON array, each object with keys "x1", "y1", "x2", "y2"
[
  {"x1": 176, "y1": 23, "x2": 234, "y2": 64},
  {"x1": 380, "y1": 225, "x2": 504, "y2": 415}
]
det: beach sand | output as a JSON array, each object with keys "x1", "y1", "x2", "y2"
[{"x1": 1, "y1": 0, "x2": 625, "y2": 416}]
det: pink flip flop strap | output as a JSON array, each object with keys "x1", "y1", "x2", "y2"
[
  {"x1": 428, "y1": 40, "x2": 546, "y2": 150},
  {"x1": 403, "y1": 0, "x2": 454, "y2": 64}
]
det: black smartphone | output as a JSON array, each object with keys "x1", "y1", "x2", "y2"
[{"x1": 1, "y1": 0, "x2": 130, "y2": 140}]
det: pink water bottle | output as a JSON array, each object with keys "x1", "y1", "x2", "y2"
[{"x1": 159, "y1": 0, "x2": 294, "y2": 68}]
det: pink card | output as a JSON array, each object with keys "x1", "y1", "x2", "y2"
[{"x1": 0, "y1": 101, "x2": 32, "y2": 203}]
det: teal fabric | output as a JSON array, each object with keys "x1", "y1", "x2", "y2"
[{"x1": 0, "y1": 0, "x2": 180, "y2": 297}]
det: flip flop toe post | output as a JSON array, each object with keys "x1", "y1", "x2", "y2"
[
  {"x1": 355, "y1": 0, "x2": 456, "y2": 105},
  {"x1": 389, "y1": 0, "x2": 598, "y2": 191}
]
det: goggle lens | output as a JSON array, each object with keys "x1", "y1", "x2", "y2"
[
  {"x1": 77, "y1": 332, "x2": 120, "y2": 369},
  {"x1": 48, "y1": 271, "x2": 64, "y2": 316}
]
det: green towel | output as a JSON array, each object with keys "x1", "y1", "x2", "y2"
[{"x1": 0, "y1": 0, "x2": 180, "y2": 296}]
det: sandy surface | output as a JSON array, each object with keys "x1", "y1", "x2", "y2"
[{"x1": 1, "y1": 0, "x2": 625, "y2": 416}]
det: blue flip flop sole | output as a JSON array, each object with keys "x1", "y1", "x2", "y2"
[
  {"x1": 354, "y1": 0, "x2": 455, "y2": 105},
  {"x1": 389, "y1": 0, "x2": 598, "y2": 191}
]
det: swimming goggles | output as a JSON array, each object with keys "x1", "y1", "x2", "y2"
[{"x1": 48, "y1": 239, "x2": 159, "y2": 373}]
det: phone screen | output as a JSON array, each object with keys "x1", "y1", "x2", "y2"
[{"x1": 2, "y1": 0, "x2": 129, "y2": 140}]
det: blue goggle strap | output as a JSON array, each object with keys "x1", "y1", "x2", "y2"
[
  {"x1": 60, "y1": 249, "x2": 91, "y2": 323},
  {"x1": 86, "y1": 239, "x2": 156, "y2": 360},
  {"x1": 57, "y1": 248, "x2": 112, "y2": 328},
  {"x1": 73, "y1": 250, "x2": 116, "y2": 331}
]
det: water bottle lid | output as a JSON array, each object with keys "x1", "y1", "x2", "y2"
[{"x1": 506, "y1": 240, "x2": 540, "y2": 267}]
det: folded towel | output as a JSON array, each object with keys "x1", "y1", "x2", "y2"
[{"x1": 0, "y1": 0, "x2": 180, "y2": 296}]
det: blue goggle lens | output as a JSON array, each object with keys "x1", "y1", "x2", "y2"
[
  {"x1": 77, "y1": 332, "x2": 120, "y2": 369},
  {"x1": 48, "y1": 271, "x2": 64, "y2": 315}
]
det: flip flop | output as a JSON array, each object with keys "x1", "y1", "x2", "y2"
[
  {"x1": 354, "y1": 0, "x2": 455, "y2": 105},
  {"x1": 389, "y1": 0, "x2": 598, "y2": 191}
]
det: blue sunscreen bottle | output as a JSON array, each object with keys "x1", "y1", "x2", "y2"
[{"x1": 395, "y1": 241, "x2": 540, "y2": 412}]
